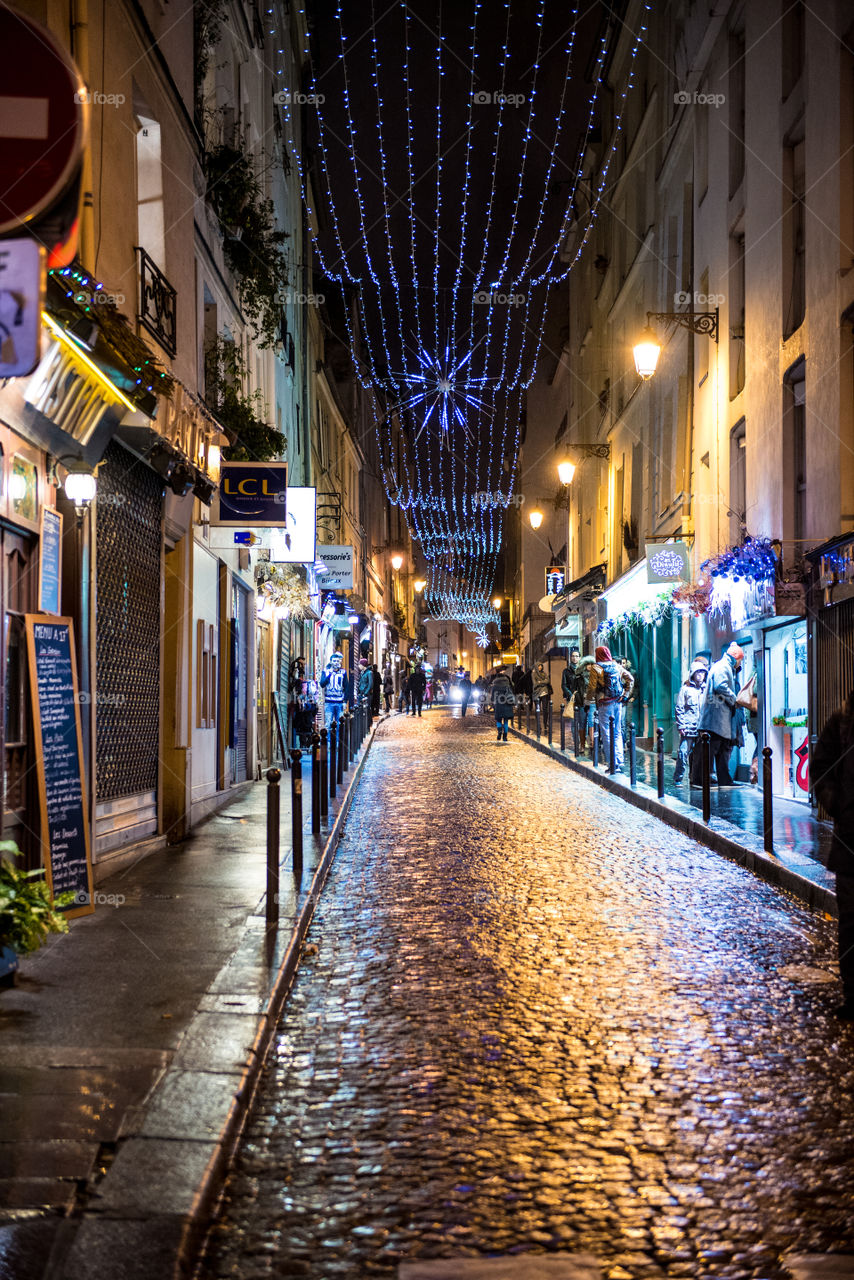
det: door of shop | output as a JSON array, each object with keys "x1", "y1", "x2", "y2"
[
  {"x1": 231, "y1": 582, "x2": 250, "y2": 782},
  {"x1": 1, "y1": 527, "x2": 37, "y2": 864}
]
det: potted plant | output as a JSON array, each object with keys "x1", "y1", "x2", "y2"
[{"x1": 0, "y1": 842, "x2": 75, "y2": 984}]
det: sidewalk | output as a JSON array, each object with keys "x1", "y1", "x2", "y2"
[
  {"x1": 0, "y1": 718, "x2": 380, "y2": 1280},
  {"x1": 508, "y1": 713, "x2": 837, "y2": 915}
]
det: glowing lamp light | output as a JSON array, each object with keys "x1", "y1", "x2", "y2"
[
  {"x1": 492, "y1": 595, "x2": 502, "y2": 608},
  {"x1": 414, "y1": 578, "x2": 426, "y2": 593},
  {"x1": 557, "y1": 460, "x2": 576, "y2": 485},
  {"x1": 529, "y1": 507, "x2": 544, "y2": 530},
  {"x1": 8, "y1": 472, "x2": 28, "y2": 503},
  {"x1": 63, "y1": 464, "x2": 97, "y2": 506},
  {"x1": 633, "y1": 327, "x2": 661, "y2": 380},
  {"x1": 207, "y1": 444, "x2": 221, "y2": 481},
  {"x1": 391, "y1": 553, "x2": 404, "y2": 571}
]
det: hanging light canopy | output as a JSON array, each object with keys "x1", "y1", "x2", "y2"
[{"x1": 633, "y1": 327, "x2": 661, "y2": 380}]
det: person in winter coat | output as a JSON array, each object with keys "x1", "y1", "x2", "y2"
[
  {"x1": 589, "y1": 644, "x2": 634, "y2": 770},
  {"x1": 491, "y1": 667, "x2": 516, "y2": 741},
  {"x1": 574, "y1": 655, "x2": 597, "y2": 752},
  {"x1": 673, "y1": 657, "x2": 709, "y2": 782},
  {"x1": 319, "y1": 652, "x2": 350, "y2": 729},
  {"x1": 561, "y1": 648, "x2": 580, "y2": 707},
  {"x1": 382, "y1": 667, "x2": 394, "y2": 713},
  {"x1": 458, "y1": 670, "x2": 473, "y2": 717},
  {"x1": 357, "y1": 658, "x2": 374, "y2": 710},
  {"x1": 532, "y1": 663, "x2": 552, "y2": 724},
  {"x1": 811, "y1": 691, "x2": 854, "y2": 1020},
  {"x1": 370, "y1": 663, "x2": 381, "y2": 716},
  {"x1": 511, "y1": 664, "x2": 526, "y2": 701},
  {"x1": 409, "y1": 664, "x2": 427, "y2": 716},
  {"x1": 692, "y1": 642, "x2": 744, "y2": 786}
]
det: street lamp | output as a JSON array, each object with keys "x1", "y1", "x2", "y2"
[
  {"x1": 634, "y1": 308, "x2": 719, "y2": 380},
  {"x1": 492, "y1": 595, "x2": 502, "y2": 608},
  {"x1": 529, "y1": 506, "x2": 544, "y2": 530},
  {"x1": 557, "y1": 459, "x2": 576, "y2": 485},
  {"x1": 391, "y1": 552, "x2": 404, "y2": 571},
  {"x1": 414, "y1": 578, "x2": 426, "y2": 593}
]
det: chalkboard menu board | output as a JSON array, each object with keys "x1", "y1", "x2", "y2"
[
  {"x1": 25, "y1": 616, "x2": 93, "y2": 917},
  {"x1": 38, "y1": 507, "x2": 62, "y2": 614}
]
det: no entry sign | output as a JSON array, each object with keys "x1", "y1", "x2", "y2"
[{"x1": 0, "y1": 8, "x2": 88, "y2": 233}]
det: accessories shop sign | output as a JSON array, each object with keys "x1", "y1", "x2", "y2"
[
  {"x1": 212, "y1": 462, "x2": 288, "y2": 526},
  {"x1": 646, "y1": 541, "x2": 691, "y2": 584}
]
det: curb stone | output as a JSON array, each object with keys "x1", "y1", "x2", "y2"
[
  {"x1": 509, "y1": 725, "x2": 837, "y2": 918},
  {"x1": 58, "y1": 720, "x2": 382, "y2": 1280}
]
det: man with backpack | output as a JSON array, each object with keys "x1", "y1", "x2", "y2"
[{"x1": 589, "y1": 644, "x2": 634, "y2": 770}]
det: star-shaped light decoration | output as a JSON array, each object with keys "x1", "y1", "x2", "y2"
[{"x1": 391, "y1": 345, "x2": 493, "y2": 445}]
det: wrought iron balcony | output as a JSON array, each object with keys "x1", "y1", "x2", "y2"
[{"x1": 135, "y1": 246, "x2": 177, "y2": 356}]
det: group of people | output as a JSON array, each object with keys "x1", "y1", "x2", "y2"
[
  {"x1": 558, "y1": 647, "x2": 636, "y2": 772},
  {"x1": 319, "y1": 651, "x2": 435, "y2": 725},
  {"x1": 673, "y1": 642, "x2": 757, "y2": 787}
]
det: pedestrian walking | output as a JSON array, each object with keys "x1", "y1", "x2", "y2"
[
  {"x1": 370, "y1": 663, "x2": 381, "y2": 716},
  {"x1": 511, "y1": 664, "x2": 525, "y2": 702},
  {"x1": 459, "y1": 670, "x2": 473, "y2": 717},
  {"x1": 409, "y1": 664, "x2": 427, "y2": 716},
  {"x1": 589, "y1": 644, "x2": 634, "y2": 770},
  {"x1": 398, "y1": 663, "x2": 411, "y2": 713},
  {"x1": 532, "y1": 662, "x2": 552, "y2": 723},
  {"x1": 811, "y1": 691, "x2": 854, "y2": 1020},
  {"x1": 692, "y1": 642, "x2": 744, "y2": 786},
  {"x1": 673, "y1": 657, "x2": 709, "y2": 783},
  {"x1": 319, "y1": 651, "x2": 350, "y2": 730},
  {"x1": 382, "y1": 666, "x2": 394, "y2": 713},
  {"x1": 491, "y1": 667, "x2": 515, "y2": 741}
]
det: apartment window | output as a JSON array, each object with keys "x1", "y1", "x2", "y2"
[
  {"x1": 729, "y1": 232, "x2": 745, "y2": 398},
  {"x1": 696, "y1": 105, "x2": 709, "y2": 204},
  {"x1": 783, "y1": 360, "x2": 806, "y2": 552},
  {"x1": 782, "y1": 0, "x2": 805, "y2": 101},
  {"x1": 554, "y1": 412, "x2": 567, "y2": 452},
  {"x1": 783, "y1": 137, "x2": 806, "y2": 338},
  {"x1": 729, "y1": 30, "x2": 745, "y2": 197},
  {"x1": 135, "y1": 111, "x2": 165, "y2": 270},
  {"x1": 728, "y1": 420, "x2": 746, "y2": 545}
]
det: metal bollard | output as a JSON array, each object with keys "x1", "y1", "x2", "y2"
[
  {"x1": 629, "y1": 722, "x2": 637, "y2": 787},
  {"x1": 762, "y1": 746, "x2": 774, "y2": 853},
  {"x1": 337, "y1": 714, "x2": 346, "y2": 784},
  {"x1": 535, "y1": 702, "x2": 541, "y2": 739},
  {"x1": 319, "y1": 728, "x2": 329, "y2": 818},
  {"x1": 701, "y1": 731, "x2": 711, "y2": 823},
  {"x1": 656, "y1": 727, "x2": 665, "y2": 799},
  {"x1": 311, "y1": 732, "x2": 321, "y2": 834},
  {"x1": 290, "y1": 749, "x2": 303, "y2": 877},
  {"x1": 548, "y1": 702, "x2": 554, "y2": 746},
  {"x1": 265, "y1": 767, "x2": 280, "y2": 926},
  {"x1": 560, "y1": 705, "x2": 565, "y2": 752},
  {"x1": 526, "y1": 701, "x2": 531, "y2": 735},
  {"x1": 573, "y1": 711, "x2": 579, "y2": 757},
  {"x1": 609, "y1": 714, "x2": 616, "y2": 775},
  {"x1": 328, "y1": 721, "x2": 337, "y2": 801},
  {"x1": 593, "y1": 720, "x2": 599, "y2": 768}
]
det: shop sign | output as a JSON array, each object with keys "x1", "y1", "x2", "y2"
[
  {"x1": 38, "y1": 507, "x2": 62, "y2": 614},
  {"x1": 0, "y1": 239, "x2": 44, "y2": 377},
  {"x1": 646, "y1": 541, "x2": 691, "y2": 583},
  {"x1": 207, "y1": 486, "x2": 315, "y2": 562},
  {"x1": 213, "y1": 462, "x2": 288, "y2": 526},
  {"x1": 545, "y1": 565, "x2": 565, "y2": 595},
  {"x1": 316, "y1": 545, "x2": 354, "y2": 590},
  {"x1": 554, "y1": 614, "x2": 581, "y2": 648}
]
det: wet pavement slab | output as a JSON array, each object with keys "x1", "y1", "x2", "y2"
[
  {"x1": 199, "y1": 710, "x2": 854, "y2": 1280},
  {"x1": 0, "y1": 725, "x2": 378, "y2": 1280}
]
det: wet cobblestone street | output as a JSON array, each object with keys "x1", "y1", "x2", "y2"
[{"x1": 200, "y1": 711, "x2": 854, "y2": 1279}]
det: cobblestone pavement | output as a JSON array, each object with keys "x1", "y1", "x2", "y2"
[{"x1": 200, "y1": 711, "x2": 854, "y2": 1280}]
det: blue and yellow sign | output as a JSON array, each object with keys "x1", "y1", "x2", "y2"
[{"x1": 214, "y1": 462, "x2": 288, "y2": 526}]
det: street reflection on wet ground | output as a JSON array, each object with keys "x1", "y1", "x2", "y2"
[{"x1": 200, "y1": 710, "x2": 854, "y2": 1279}]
